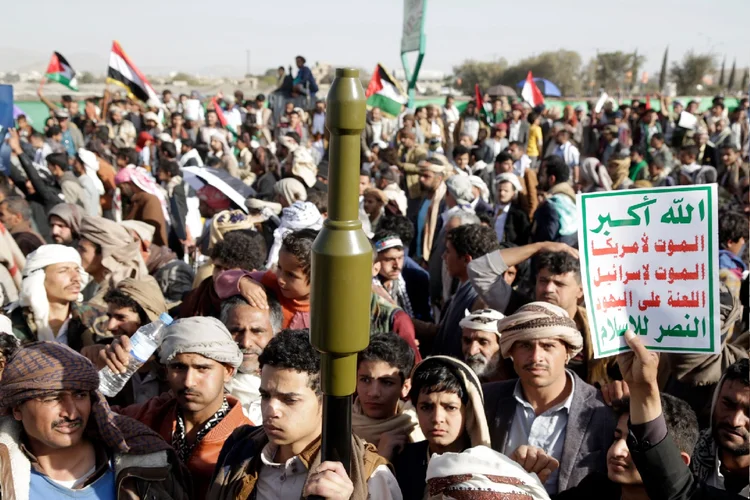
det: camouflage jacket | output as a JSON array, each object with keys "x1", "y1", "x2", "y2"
[{"x1": 5, "y1": 301, "x2": 110, "y2": 352}]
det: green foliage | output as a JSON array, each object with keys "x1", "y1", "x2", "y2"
[
  {"x1": 670, "y1": 51, "x2": 716, "y2": 95},
  {"x1": 452, "y1": 58, "x2": 508, "y2": 94},
  {"x1": 78, "y1": 71, "x2": 96, "y2": 84},
  {"x1": 595, "y1": 51, "x2": 646, "y2": 91},
  {"x1": 500, "y1": 50, "x2": 583, "y2": 96}
]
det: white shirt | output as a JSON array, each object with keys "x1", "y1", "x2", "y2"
[
  {"x1": 505, "y1": 371, "x2": 575, "y2": 495},
  {"x1": 513, "y1": 155, "x2": 531, "y2": 178},
  {"x1": 371, "y1": 121, "x2": 383, "y2": 143},
  {"x1": 226, "y1": 372, "x2": 262, "y2": 424},
  {"x1": 509, "y1": 120, "x2": 522, "y2": 142},
  {"x1": 553, "y1": 142, "x2": 580, "y2": 169},
  {"x1": 442, "y1": 105, "x2": 460, "y2": 134},
  {"x1": 312, "y1": 112, "x2": 326, "y2": 135},
  {"x1": 256, "y1": 443, "x2": 403, "y2": 500},
  {"x1": 461, "y1": 118, "x2": 480, "y2": 142}
]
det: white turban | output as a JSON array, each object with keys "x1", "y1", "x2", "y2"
[
  {"x1": 78, "y1": 148, "x2": 105, "y2": 196},
  {"x1": 469, "y1": 175, "x2": 490, "y2": 202},
  {"x1": 426, "y1": 446, "x2": 550, "y2": 500},
  {"x1": 495, "y1": 172, "x2": 523, "y2": 193},
  {"x1": 459, "y1": 308, "x2": 505, "y2": 336},
  {"x1": 20, "y1": 245, "x2": 82, "y2": 342}
]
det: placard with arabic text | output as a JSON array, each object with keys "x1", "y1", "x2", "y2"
[{"x1": 577, "y1": 185, "x2": 719, "y2": 359}]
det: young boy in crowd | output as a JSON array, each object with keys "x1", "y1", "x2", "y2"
[
  {"x1": 209, "y1": 329, "x2": 402, "y2": 499},
  {"x1": 215, "y1": 229, "x2": 316, "y2": 329},
  {"x1": 647, "y1": 153, "x2": 675, "y2": 187},
  {"x1": 392, "y1": 356, "x2": 491, "y2": 499},
  {"x1": 353, "y1": 333, "x2": 424, "y2": 460}
]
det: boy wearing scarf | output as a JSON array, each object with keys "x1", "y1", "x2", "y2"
[{"x1": 353, "y1": 334, "x2": 424, "y2": 461}]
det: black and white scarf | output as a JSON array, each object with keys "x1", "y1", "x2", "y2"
[{"x1": 172, "y1": 397, "x2": 230, "y2": 463}]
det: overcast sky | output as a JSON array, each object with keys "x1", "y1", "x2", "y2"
[{"x1": 3, "y1": 0, "x2": 749, "y2": 76}]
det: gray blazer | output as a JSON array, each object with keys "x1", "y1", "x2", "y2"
[{"x1": 482, "y1": 371, "x2": 615, "y2": 493}]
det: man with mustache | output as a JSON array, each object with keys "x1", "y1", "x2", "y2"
[
  {"x1": 0, "y1": 342, "x2": 190, "y2": 499},
  {"x1": 47, "y1": 203, "x2": 84, "y2": 247},
  {"x1": 3, "y1": 244, "x2": 107, "y2": 350},
  {"x1": 691, "y1": 358, "x2": 750, "y2": 496},
  {"x1": 482, "y1": 301, "x2": 615, "y2": 495},
  {"x1": 460, "y1": 308, "x2": 507, "y2": 382},
  {"x1": 105, "y1": 316, "x2": 251, "y2": 499},
  {"x1": 220, "y1": 292, "x2": 284, "y2": 423}
]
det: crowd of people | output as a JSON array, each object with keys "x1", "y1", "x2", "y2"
[{"x1": 0, "y1": 59, "x2": 746, "y2": 498}]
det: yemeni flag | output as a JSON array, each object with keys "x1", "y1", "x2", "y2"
[
  {"x1": 365, "y1": 63, "x2": 407, "y2": 116},
  {"x1": 210, "y1": 96, "x2": 237, "y2": 137},
  {"x1": 521, "y1": 71, "x2": 544, "y2": 108},
  {"x1": 107, "y1": 41, "x2": 160, "y2": 104},
  {"x1": 45, "y1": 52, "x2": 78, "y2": 91}
]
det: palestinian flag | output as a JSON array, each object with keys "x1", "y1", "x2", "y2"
[
  {"x1": 106, "y1": 41, "x2": 160, "y2": 104},
  {"x1": 365, "y1": 63, "x2": 407, "y2": 116},
  {"x1": 45, "y1": 52, "x2": 78, "y2": 91}
]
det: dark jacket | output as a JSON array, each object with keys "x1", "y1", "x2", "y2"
[
  {"x1": 482, "y1": 371, "x2": 616, "y2": 492},
  {"x1": 251, "y1": 171, "x2": 278, "y2": 201},
  {"x1": 392, "y1": 440, "x2": 429, "y2": 499},
  {"x1": 168, "y1": 178, "x2": 190, "y2": 242},
  {"x1": 505, "y1": 119, "x2": 530, "y2": 150},
  {"x1": 474, "y1": 198, "x2": 495, "y2": 219},
  {"x1": 531, "y1": 198, "x2": 578, "y2": 248},
  {"x1": 630, "y1": 426, "x2": 743, "y2": 500},
  {"x1": 402, "y1": 263, "x2": 432, "y2": 322},
  {"x1": 552, "y1": 472, "x2": 621, "y2": 499},
  {"x1": 10, "y1": 153, "x2": 62, "y2": 240},
  {"x1": 501, "y1": 203, "x2": 531, "y2": 247}
]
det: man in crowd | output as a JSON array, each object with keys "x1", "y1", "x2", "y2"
[
  {"x1": 208, "y1": 329, "x2": 401, "y2": 499},
  {"x1": 410, "y1": 158, "x2": 446, "y2": 263},
  {"x1": 5, "y1": 245, "x2": 106, "y2": 350},
  {"x1": 533, "y1": 155, "x2": 578, "y2": 246},
  {"x1": 88, "y1": 278, "x2": 169, "y2": 407},
  {"x1": 372, "y1": 231, "x2": 431, "y2": 321},
  {"x1": 0, "y1": 341, "x2": 190, "y2": 499},
  {"x1": 0, "y1": 197, "x2": 45, "y2": 256},
  {"x1": 430, "y1": 224, "x2": 499, "y2": 358},
  {"x1": 397, "y1": 130, "x2": 428, "y2": 199},
  {"x1": 48, "y1": 203, "x2": 83, "y2": 246},
  {"x1": 690, "y1": 358, "x2": 749, "y2": 496},
  {"x1": 220, "y1": 292, "x2": 284, "y2": 423},
  {"x1": 454, "y1": 101, "x2": 486, "y2": 144},
  {"x1": 77, "y1": 215, "x2": 153, "y2": 306},
  {"x1": 460, "y1": 308, "x2": 507, "y2": 382},
  {"x1": 507, "y1": 104, "x2": 530, "y2": 150},
  {"x1": 106, "y1": 316, "x2": 250, "y2": 498},
  {"x1": 485, "y1": 301, "x2": 615, "y2": 494}
]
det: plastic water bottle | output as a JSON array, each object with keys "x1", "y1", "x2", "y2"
[{"x1": 98, "y1": 312, "x2": 174, "y2": 397}]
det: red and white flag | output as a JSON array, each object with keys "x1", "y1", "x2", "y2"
[
  {"x1": 521, "y1": 71, "x2": 544, "y2": 107},
  {"x1": 106, "y1": 41, "x2": 160, "y2": 104}
]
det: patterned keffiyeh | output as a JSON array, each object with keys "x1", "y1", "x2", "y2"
[
  {"x1": 265, "y1": 201, "x2": 323, "y2": 268},
  {"x1": 496, "y1": 302, "x2": 582, "y2": 360},
  {"x1": 0, "y1": 342, "x2": 169, "y2": 454}
]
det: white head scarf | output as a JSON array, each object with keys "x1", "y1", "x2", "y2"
[
  {"x1": 265, "y1": 201, "x2": 323, "y2": 268},
  {"x1": 77, "y1": 148, "x2": 105, "y2": 196},
  {"x1": 19, "y1": 245, "x2": 82, "y2": 342}
]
